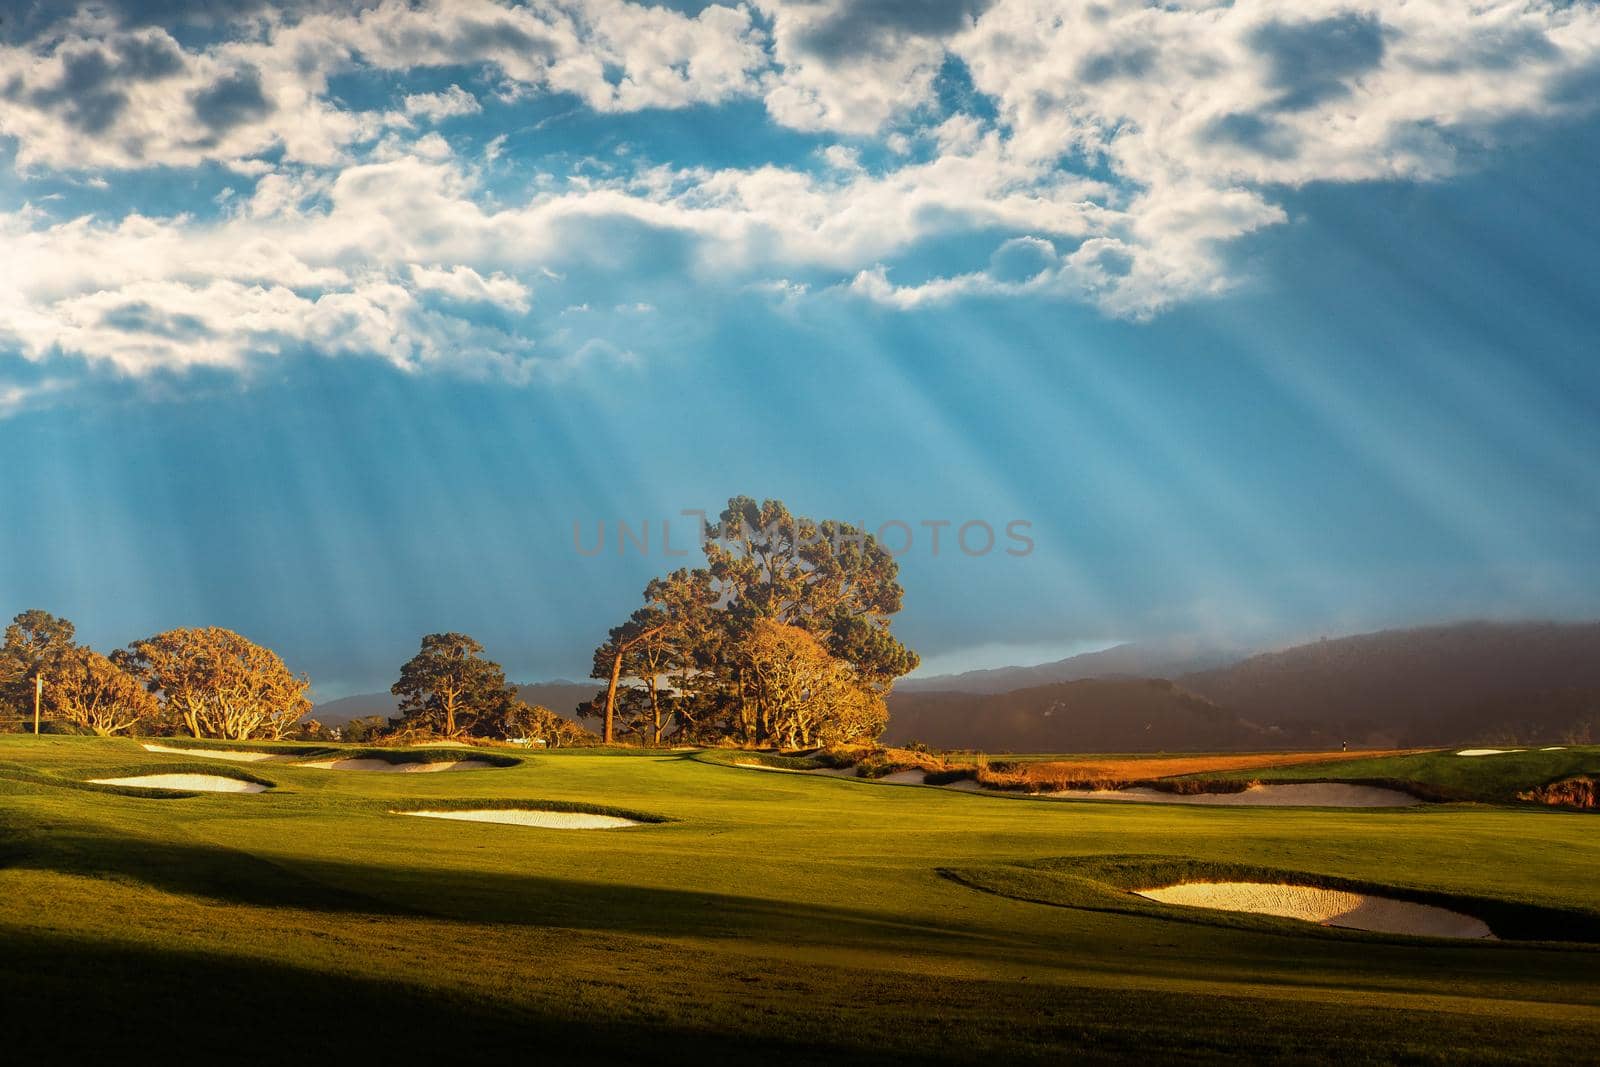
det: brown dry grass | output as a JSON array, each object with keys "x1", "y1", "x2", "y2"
[
  {"x1": 1517, "y1": 776, "x2": 1597, "y2": 809},
  {"x1": 974, "y1": 749, "x2": 1422, "y2": 793}
]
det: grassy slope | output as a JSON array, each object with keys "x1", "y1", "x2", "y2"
[
  {"x1": 1, "y1": 735, "x2": 1597, "y2": 1064},
  {"x1": 1188, "y1": 746, "x2": 1600, "y2": 803}
]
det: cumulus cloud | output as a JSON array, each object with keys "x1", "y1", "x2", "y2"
[
  {"x1": 410, "y1": 263, "x2": 531, "y2": 312},
  {"x1": 0, "y1": 1, "x2": 766, "y2": 171},
  {"x1": 3, "y1": 0, "x2": 1599, "y2": 405},
  {"x1": 400, "y1": 85, "x2": 482, "y2": 123}
]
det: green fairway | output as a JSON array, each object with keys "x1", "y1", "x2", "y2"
[{"x1": 2, "y1": 736, "x2": 1597, "y2": 1064}]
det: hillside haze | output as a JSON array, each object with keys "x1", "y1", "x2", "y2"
[
  {"x1": 884, "y1": 678, "x2": 1277, "y2": 751},
  {"x1": 888, "y1": 622, "x2": 1600, "y2": 752},
  {"x1": 1179, "y1": 621, "x2": 1600, "y2": 747},
  {"x1": 897, "y1": 639, "x2": 1242, "y2": 694}
]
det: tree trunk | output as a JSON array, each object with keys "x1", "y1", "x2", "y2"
[
  {"x1": 603, "y1": 650, "x2": 624, "y2": 744},
  {"x1": 647, "y1": 675, "x2": 662, "y2": 746}
]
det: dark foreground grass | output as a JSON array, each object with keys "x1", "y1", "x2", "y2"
[{"x1": 1, "y1": 735, "x2": 1598, "y2": 1064}]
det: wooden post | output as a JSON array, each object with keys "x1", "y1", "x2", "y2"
[{"x1": 33, "y1": 674, "x2": 43, "y2": 735}]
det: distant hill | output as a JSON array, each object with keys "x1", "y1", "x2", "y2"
[
  {"x1": 883, "y1": 678, "x2": 1279, "y2": 752},
  {"x1": 313, "y1": 681, "x2": 598, "y2": 727},
  {"x1": 896, "y1": 639, "x2": 1242, "y2": 695},
  {"x1": 1179, "y1": 621, "x2": 1600, "y2": 747},
  {"x1": 310, "y1": 691, "x2": 398, "y2": 726}
]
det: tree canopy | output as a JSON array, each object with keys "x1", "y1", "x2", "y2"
[
  {"x1": 1, "y1": 609, "x2": 79, "y2": 720},
  {"x1": 391, "y1": 633, "x2": 514, "y2": 738},
  {"x1": 121, "y1": 627, "x2": 311, "y2": 740},
  {"x1": 48, "y1": 647, "x2": 160, "y2": 736},
  {"x1": 588, "y1": 496, "x2": 917, "y2": 747}
]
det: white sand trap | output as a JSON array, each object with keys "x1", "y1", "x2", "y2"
[
  {"x1": 1541, "y1": 746, "x2": 1567, "y2": 751},
  {"x1": 297, "y1": 758, "x2": 495, "y2": 773},
  {"x1": 1457, "y1": 748, "x2": 1524, "y2": 756},
  {"x1": 877, "y1": 769, "x2": 929, "y2": 785},
  {"x1": 91, "y1": 773, "x2": 266, "y2": 793},
  {"x1": 141, "y1": 743, "x2": 285, "y2": 762},
  {"x1": 1137, "y1": 882, "x2": 1494, "y2": 940},
  {"x1": 946, "y1": 781, "x2": 1420, "y2": 807},
  {"x1": 397, "y1": 809, "x2": 639, "y2": 829}
]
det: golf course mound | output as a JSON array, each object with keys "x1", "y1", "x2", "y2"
[
  {"x1": 88, "y1": 773, "x2": 268, "y2": 793},
  {"x1": 944, "y1": 779, "x2": 1422, "y2": 807},
  {"x1": 299, "y1": 757, "x2": 498, "y2": 772},
  {"x1": 733, "y1": 761, "x2": 809, "y2": 774},
  {"x1": 397, "y1": 809, "x2": 642, "y2": 829},
  {"x1": 1136, "y1": 882, "x2": 1494, "y2": 939},
  {"x1": 941, "y1": 855, "x2": 1600, "y2": 943},
  {"x1": 1049, "y1": 782, "x2": 1421, "y2": 807},
  {"x1": 715, "y1": 755, "x2": 1421, "y2": 805},
  {"x1": 141, "y1": 743, "x2": 286, "y2": 762}
]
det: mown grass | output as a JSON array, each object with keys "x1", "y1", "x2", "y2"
[{"x1": 1, "y1": 734, "x2": 1598, "y2": 1064}]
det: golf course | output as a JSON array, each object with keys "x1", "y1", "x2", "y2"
[{"x1": 2, "y1": 735, "x2": 1596, "y2": 1064}]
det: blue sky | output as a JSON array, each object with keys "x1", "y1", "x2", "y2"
[{"x1": 2, "y1": 2, "x2": 1598, "y2": 697}]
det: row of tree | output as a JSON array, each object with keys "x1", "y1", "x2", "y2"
[
  {"x1": 0, "y1": 611, "x2": 310, "y2": 738},
  {"x1": 2, "y1": 496, "x2": 919, "y2": 750},
  {"x1": 0, "y1": 610, "x2": 593, "y2": 746}
]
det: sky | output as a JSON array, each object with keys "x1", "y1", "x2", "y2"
[{"x1": 2, "y1": 0, "x2": 1598, "y2": 698}]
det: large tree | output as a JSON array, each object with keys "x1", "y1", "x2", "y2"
[
  {"x1": 1, "y1": 609, "x2": 79, "y2": 728},
  {"x1": 734, "y1": 620, "x2": 887, "y2": 749},
  {"x1": 587, "y1": 497, "x2": 915, "y2": 747},
  {"x1": 120, "y1": 627, "x2": 311, "y2": 740},
  {"x1": 48, "y1": 648, "x2": 161, "y2": 736},
  {"x1": 391, "y1": 633, "x2": 513, "y2": 738},
  {"x1": 590, "y1": 566, "x2": 723, "y2": 744}
]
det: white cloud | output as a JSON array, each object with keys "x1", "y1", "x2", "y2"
[
  {"x1": 399, "y1": 85, "x2": 482, "y2": 123},
  {"x1": 4, "y1": 0, "x2": 1600, "y2": 403},
  {"x1": 0, "y1": 1, "x2": 768, "y2": 172},
  {"x1": 410, "y1": 263, "x2": 531, "y2": 312}
]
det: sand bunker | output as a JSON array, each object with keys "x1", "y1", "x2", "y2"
[
  {"x1": 297, "y1": 758, "x2": 495, "y2": 773},
  {"x1": 141, "y1": 743, "x2": 285, "y2": 763},
  {"x1": 1456, "y1": 748, "x2": 1524, "y2": 756},
  {"x1": 1541, "y1": 746, "x2": 1567, "y2": 751},
  {"x1": 397, "y1": 809, "x2": 639, "y2": 829},
  {"x1": 91, "y1": 773, "x2": 267, "y2": 793},
  {"x1": 1137, "y1": 882, "x2": 1493, "y2": 939},
  {"x1": 733, "y1": 761, "x2": 808, "y2": 773},
  {"x1": 946, "y1": 780, "x2": 1419, "y2": 807}
]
